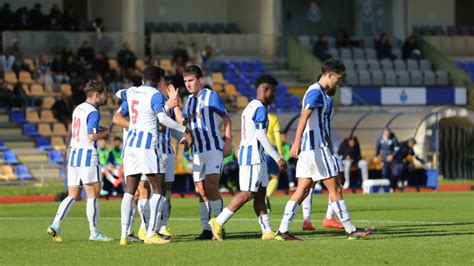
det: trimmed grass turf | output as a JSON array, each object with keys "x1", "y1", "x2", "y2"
[{"x1": 0, "y1": 192, "x2": 473, "y2": 265}]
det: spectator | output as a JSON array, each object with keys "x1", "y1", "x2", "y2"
[
  {"x1": 0, "y1": 3, "x2": 14, "y2": 30},
  {"x1": 220, "y1": 146, "x2": 238, "y2": 192},
  {"x1": 77, "y1": 41, "x2": 95, "y2": 64},
  {"x1": 62, "y1": 5, "x2": 79, "y2": 31},
  {"x1": 93, "y1": 51, "x2": 110, "y2": 77},
  {"x1": 116, "y1": 42, "x2": 136, "y2": 71},
  {"x1": 61, "y1": 47, "x2": 75, "y2": 64},
  {"x1": 28, "y1": 3, "x2": 46, "y2": 30},
  {"x1": 201, "y1": 69, "x2": 213, "y2": 89},
  {"x1": 188, "y1": 42, "x2": 203, "y2": 66},
  {"x1": 281, "y1": 133, "x2": 297, "y2": 191},
  {"x1": 375, "y1": 33, "x2": 395, "y2": 60},
  {"x1": 14, "y1": 7, "x2": 29, "y2": 30},
  {"x1": 12, "y1": 82, "x2": 34, "y2": 108},
  {"x1": 374, "y1": 128, "x2": 399, "y2": 190},
  {"x1": 48, "y1": 4, "x2": 62, "y2": 30},
  {"x1": 337, "y1": 136, "x2": 369, "y2": 189},
  {"x1": 202, "y1": 45, "x2": 219, "y2": 71},
  {"x1": 0, "y1": 81, "x2": 14, "y2": 109},
  {"x1": 97, "y1": 138, "x2": 123, "y2": 196},
  {"x1": 402, "y1": 35, "x2": 421, "y2": 60},
  {"x1": 312, "y1": 34, "x2": 331, "y2": 61},
  {"x1": 391, "y1": 138, "x2": 425, "y2": 191},
  {"x1": 4, "y1": 39, "x2": 25, "y2": 72},
  {"x1": 36, "y1": 54, "x2": 54, "y2": 92},
  {"x1": 64, "y1": 55, "x2": 80, "y2": 76},
  {"x1": 51, "y1": 92, "x2": 74, "y2": 127},
  {"x1": 172, "y1": 41, "x2": 189, "y2": 64},
  {"x1": 51, "y1": 53, "x2": 69, "y2": 83},
  {"x1": 0, "y1": 49, "x2": 15, "y2": 71}
]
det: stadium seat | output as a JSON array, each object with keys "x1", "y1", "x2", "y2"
[
  {"x1": 354, "y1": 59, "x2": 368, "y2": 71},
  {"x1": 135, "y1": 59, "x2": 145, "y2": 72},
  {"x1": 364, "y1": 48, "x2": 377, "y2": 60},
  {"x1": 52, "y1": 123, "x2": 67, "y2": 137},
  {"x1": 393, "y1": 59, "x2": 406, "y2": 71},
  {"x1": 362, "y1": 37, "x2": 374, "y2": 48},
  {"x1": 343, "y1": 59, "x2": 355, "y2": 70},
  {"x1": 384, "y1": 71, "x2": 397, "y2": 86},
  {"x1": 38, "y1": 123, "x2": 53, "y2": 137},
  {"x1": 51, "y1": 136, "x2": 66, "y2": 150},
  {"x1": 298, "y1": 36, "x2": 312, "y2": 51},
  {"x1": 41, "y1": 97, "x2": 56, "y2": 109},
  {"x1": 211, "y1": 72, "x2": 226, "y2": 84},
  {"x1": 381, "y1": 60, "x2": 393, "y2": 71},
  {"x1": 367, "y1": 60, "x2": 381, "y2": 71},
  {"x1": 326, "y1": 36, "x2": 336, "y2": 47},
  {"x1": 60, "y1": 84, "x2": 72, "y2": 96},
  {"x1": 236, "y1": 96, "x2": 249, "y2": 110},
  {"x1": 2, "y1": 150, "x2": 19, "y2": 164},
  {"x1": 435, "y1": 71, "x2": 449, "y2": 86},
  {"x1": 344, "y1": 71, "x2": 358, "y2": 85},
  {"x1": 4, "y1": 71, "x2": 18, "y2": 84},
  {"x1": 224, "y1": 84, "x2": 239, "y2": 96},
  {"x1": 19, "y1": 71, "x2": 34, "y2": 84},
  {"x1": 371, "y1": 71, "x2": 384, "y2": 85},
  {"x1": 40, "y1": 110, "x2": 57, "y2": 123},
  {"x1": 328, "y1": 48, "x2": 339, "y2": 59},
  {"x1": 397, "y1": 70, "x2": 410, "y2": 86},
  {"x1": 340, "y1": 48, "x2": 352, "y2": 60},
  {"x1": 358, "y1": 70, "x2": 371, "y2": 86},
  {"x1": 171, "y1": 22, "x2": 185, "y2": 33},
  {"x1": 24, "y1": 123, "x2": 40, "y2": 137},
  {"x1": 108, "y1": 58, "x2": 118, "y2": 70},
  {"x1": 423, "y1": 70, "x2": 436, "y2": 86},
  {"x1": 213, "y1": 84, "x2": 224, "y2": 93},
  {"x1": 410, "y1": 71, "x2": 423, "y2": 86},
  {"x1": 0, "y1": 139, "x2": 7, "y2": 151},
  {"x1": 419, "y1": 59, "x2": 432, "y2": 71},
  {"x1": 157, "y1": 22, "x2": 172, "y2": 32},
  {"x1": 391, "y1": 48, "x2": 402, "y2": 59},
  {"x1": 26, "y1": 110, "x2": 41, "y2": 123},
  {"x1": 226, "y1": 23, "x2": 240, "y2": 34},
  {"x1": 15, "y1": 164, "x2": 33, "y2": 180},
  {"x1": 214, "y1": 23, "x2": 226, "y2": 34},
  {"x1": 0, "y1": 165, "x2": 17, "y2": 180},
  {"x1": 10, "y1": 111, "x2": 27, "y2": 124},
  {"x1": 187, "y1": 22, "x2": 200, "y2": 33},
  {"x1": 201, "y1": 23, "x2": 214, "y2": 33},
  {"x1": 49, "y1": 150, "x2": 64, "y2": 164},
  {"x1": 24, "y1": 58, "x2": 35, "y2": 70},
  {"x1": 352, "y1": 48, "x2": 364, "y2": 60},
  {"x1": 30, "y1": 83, "x2": 45, "y2": 96},
  {"x1": 35, "y1": 136, "x2": 52, "y2": 150},
  {"x1": 160, "y1": 59, "x2": 173, "y2": 73},
  {"x1": 406, "y1": 60, "x2": 419, "y2": 71}
]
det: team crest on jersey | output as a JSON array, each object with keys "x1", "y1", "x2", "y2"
[{"x1": 199, "y1": 100, "x2": 205, "y2": 108}]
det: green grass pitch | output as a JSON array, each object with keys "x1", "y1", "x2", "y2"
[{"x1": 0, "y1": 192, "x2": 473, "y2": 265}]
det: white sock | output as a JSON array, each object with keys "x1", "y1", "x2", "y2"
[
  {"x1": 160, "y1": 190, "x2": 171, "y2": 229},
  {"x1": 127, "y1": 204, "x2": 137, "y2": 235},
  {"x1": 200, "y1": 202, "x2": 211, "y2": 231},
  {"x1": 258, "y1": 214, "x2": 272, "y2": 233},
  {"x1": 86, "y1": 198, "x2": 99, "y2": 237},
  {"x1": 302, "y1": 188, "x2": 313, "y2": 221},
  {"x1": 325, "y1": 198, "x2": 335, "y2": 219},
  {"x1": 138, "y1": 199, "x2": 150, "y2": 230},
  {"x1": 120, "y1": 193, "x2": 134, "y2": 238},
  {"x1": 330, "y1": 200, "x2": 356, "y2": 233},
  {"x1": 52, "y1": 196, "x2": 75, "y2": 229},
  {"x1": 216, "y1": 207, "x2": 234, "y2": 226},
  {"x1": 105, "y1": 173, "x2": 115, "y2": 184},
  {"x1": 146, "y1": 194, "x2": 166, "y2": 238},
  {"x1": 278, "y1": 200, "x2": 298, "y2": 233},
  {"x1": 209, "y1": 199, "x2": 223, "y2": 218}
]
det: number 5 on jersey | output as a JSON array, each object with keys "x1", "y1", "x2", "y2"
[{"x1": 131, "y1": 100, "x2": 139, "y2": 124}]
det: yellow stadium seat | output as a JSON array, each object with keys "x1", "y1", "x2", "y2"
[
  {"x1": 224, "y1": 84, "x2": 239, "y2": 96},
  {"x1": 213, "y1": 84, "x2": 224, "y2": 93},
  {"x1": 19, "y1": 71, "x2": 34, "y2": 84},
  {"x1": 24, "y1": 58, "x2": 35, "y2": 71},
  {"x1": 4, "y1": 71, "x2": 18, "y2": 84},
  {"x1": 41, "y1": 97, "x2": 56, "y2": 109},
  {"x1": 51, "y1": 137, "x2": 66, "y2": 150},
  {"x1": 0, "y1": 165, "x2": 16, "y2": 180},
  {"x1": 135, "y1": 59, "x2": 145, "y2": 71},
  {"x1": 212, "y1": 72, "x2": 226, "y2": 84},
  {"x1": 40, "y1": 110, "x2": 57, "y2": 123},
  {"x1": 52, "y1": 123, "x2": 68, "y2": 137},
  {"x1": 60, "y1": 84, "x2": 72, "y2": 96},
  {"x1": 26, "y1": 110, "x2": 40, "y2": 123},
  {"x1": 109, "y1": 58, "x2": 118, "y2": 70},
  {"x1": 236, "y1": 96, "x2": 249, "y2": 110},
  {"x1": 38, "y1": 123, "x2": 53, "y2": 137},
  {"x1": 160, "y1": 59, "x2": 173, "y2": 72},
  {"x1": 30, "y1": 83, "x2": 45, "y2": 96}
]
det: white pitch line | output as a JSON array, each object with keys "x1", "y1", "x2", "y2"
[{"x1": 0, "y1": 217, "x2": 466, "y2": 225}]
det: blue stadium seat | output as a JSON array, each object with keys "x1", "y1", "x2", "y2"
[
  {"x1": 10, "y1": 111, "x2": 27, "y2": 124},
  {"x1": 49, "y1": 150, "x2": 64, "y2": 164},
  {"x1": 24, "y1": 123, "x2": 41, "y2": 137},
  {"x1": 36, "y1": 137, "x2": 52, "y2": 150},
  {"x1": 15, "y1": 164, "x2": 34, "y2": 180},
  {"x1": 2, "y1": 150, "x2": 19, "y2": 164}
]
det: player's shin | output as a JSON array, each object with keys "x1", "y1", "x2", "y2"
[
  {"x1": 86, "y1": 198, "x2": 99, "y2": 237},
  {"x1": 278, "y1": 200, "x2": 299, "y2": 233},
  {"x1": 302, "y1": 188, "x2": 313, "y2": 221},
  {"x1": 146, "y1": 193, "x2": 166, "y2": 238},
  {"x1": 52, "y1": 196, "x2": 76, "y2": 229},
  {"x1": 121, "y1": 193, "x2": 134, "y2": 238},
  {"x1": 330, "y1": 200, "x2": 356, "y2": 233}
]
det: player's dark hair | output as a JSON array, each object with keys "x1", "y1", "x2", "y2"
[
  {"x1": 143, "y1": 66, "x2": 165, "y2": 87},
  {"x1": 255, "y1": 74, "x2": 278, "y2": 88},
  {"x1": 84, "y1": 80, "x2": 106, "y2": 97},
  {"x1": 113, "y1": 136, "x2": 122, "y2": 142},
  {"x1": 321, "y1": 58, "x2": 345, "y2": 75},
  {"x1": 183, "y1": 65, "x2": 203, "y2": 78}
]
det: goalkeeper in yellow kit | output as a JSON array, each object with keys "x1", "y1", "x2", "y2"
[{"x1": 265, "y1": 113, "x2": 284, "y2": 212}]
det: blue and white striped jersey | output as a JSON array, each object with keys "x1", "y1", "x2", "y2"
[
  {"x1": 158, "y1": 97, "x2": 176, "y2": 155},
  {"x1": 183, "y1": 88, "x2": 228, "y2": 154},
  {"x1": 300, "y1": 82, "x2": 334, "y2": 151},
  {"x1": 69, "y1": 102, "x2": 100, "y2": 167},
  {"x1": 116, "y1": 85, "x2": 166, "y2": 150},
  {"x1": 238, "y1": 99, "x2": 268, "y2": 166}
]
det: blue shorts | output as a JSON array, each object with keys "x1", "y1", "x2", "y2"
[{"x1": 265, "y1": 154, "x2": 280, "y2": 175}]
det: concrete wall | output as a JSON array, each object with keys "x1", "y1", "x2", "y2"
[
  {"x1": 406, "y1": 0, "x2": 455, "y2": 32},
  {"x1": 0, "y1": 0, "x2": 61, "y2": 12},
  {"x1": 144, "y1": 0, "x2": 229, "y2": 24}
]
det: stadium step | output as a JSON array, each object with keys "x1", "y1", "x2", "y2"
[
  {"x1": 0, "y1": 128, "x2": 22, "y2": 137},
  {"x1": 4, "y1": 141, "x2": 35, "y2": 149},
  {"x1": 29, "y1": 168, "x2": 62, "y2": 181},
  {"x1": 0, "y1": 114, "x2": 9, "y2": 123},
  {"x1": 11, "y1": 148, "x2": 49, "y2": 163}
]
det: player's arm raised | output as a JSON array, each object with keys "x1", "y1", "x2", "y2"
[
  {"x1": 152, "y1": 92, "x2": 187, "y2": 134},
  {"x1": 112, "y1": 100, "x2": 129, "y2": 129},
  {"x1": 87, "y1": 111, "x2": 110, "y2": 141}
]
